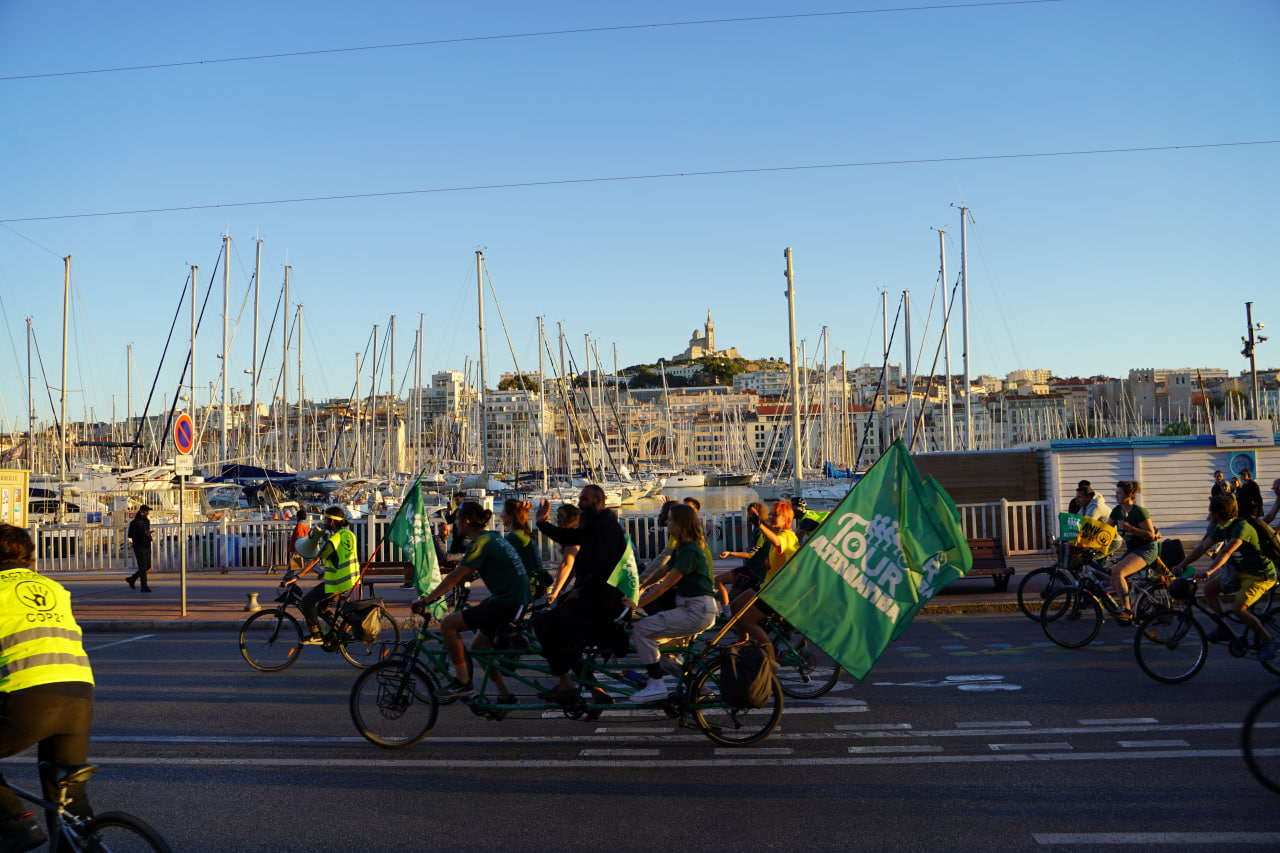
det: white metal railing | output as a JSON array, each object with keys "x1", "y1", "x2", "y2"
[
  {"x1": 28, "y1": 501, "x2": 1051, "y2": 572},
  {"x1": 956, "y1": 499, "x2": 1054, "y2": 555}
]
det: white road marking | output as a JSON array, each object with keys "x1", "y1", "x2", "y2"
[
  {"x1": 1079, "y1": 717, "x2": 1158, "y2": 726},
  {"x1": 1118, "y1": 740, "x2": 1189, "y2": 748},
  {"x1": 847, "y1": 745, "x2": 942, "y2": 754},
  {"x1": 989, "y1": 742, "x2": 1072, "y2": 751},
  {"x1": 1034, "y1": 833, "x2": 1280, "y2": 846},
  {"x1": 85, "y1": 635, "x2": 155, "y2": 651},
  {"x1": 956, "y1": 720, "x2": 1031, "y2": 729},
  {"x1": 579, "y1": 749, "x2": 660, "y2": 757},
  {"x1": 833, "y1": 723, "x2": 912, "y2": 731},
  {"x1": 715, "y1": 748, "x2": 792, "y2": 756},
  {"x1": 872, "y1": 674, "x2": 1007, "y2": 687}
]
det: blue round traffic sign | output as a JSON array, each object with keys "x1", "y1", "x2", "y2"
[{"x1": 174, "y1": 413, "x2": 194, "y2": 454}]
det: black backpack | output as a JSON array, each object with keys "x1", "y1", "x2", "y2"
[
  {"x1": 1242, "y1": 516, "x2": 1280, "y2": 566},
  {"x1": 718, "y1": 642, "x2": 778, "y2": 708}
]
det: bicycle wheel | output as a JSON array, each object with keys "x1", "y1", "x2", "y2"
[
  {"x1": 1243, "y1": 685, "x2": 1280, "y2": 794},
  {"x1": 1134, "y1": 608, "x2": 1207, "y2": 684},
  {"x1": 338, "y1": 605, "x2": 402, "y2": 668},
  {"x1": 776, "y1": 633, "x2": 842, "y2": 699},
  {"x1": 686, "y1": 658, "x2": 783, "y2": 746},
  {"x1": 1016, "y1": 566, "x2": 1073, "y2": 621},
  {"x1": 238, "y1": 610, "x2": 303, "y2": 671},
  {"x1": 350, "y1": 659, "x2": 439, "y2": 748},
  {"x1": 1258, "y1": 607, "x2": 1280, "y2": 677},
  {"x1": 80, "y1": 811, "x2": 173, "y2": 852},
  {"x1": 1132, "y1": 582, "x2": 1172, "y2": 624},
  {"x1": 1040, "y1": 587, "x2": 1102, "y2": 648}
]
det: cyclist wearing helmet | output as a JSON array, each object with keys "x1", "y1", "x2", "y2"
[{"x1": 299, "y1": 506, "x2": 359, "y2": 645}]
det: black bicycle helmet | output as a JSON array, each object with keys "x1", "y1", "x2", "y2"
[{"x1": 1168, "y1": 577, "x2": 1196, "y2": 601}]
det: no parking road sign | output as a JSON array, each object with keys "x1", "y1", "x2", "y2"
[{"x1": 174, "y1": 413, "x2": 194, "y2": 455}]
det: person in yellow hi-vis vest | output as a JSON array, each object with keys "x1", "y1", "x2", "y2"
[
  {"x1": 299, "y1": 506, "x2": 360, "y2": 645},
  {"x1": 0, "y1": 524, "x2": 95, "y2": 853}
]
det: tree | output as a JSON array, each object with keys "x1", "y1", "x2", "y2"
[
  {"x1": 1160, "y1": 421, "x2": 1192, "y2": 436},
  {"x1": 497, "y1": 375, "x2": 539, "y2": 392}
]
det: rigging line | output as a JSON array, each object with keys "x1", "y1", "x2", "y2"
[
  {"x1": 967, "y1": 217, "x2": 1026, "y2": 368},
  {"x1": 6, "y1": 139, "x2": 1276, "y2": 223},
  {"x1": 28, "y1": 327, "x2": 63, "y2": 448},
  {"x1": 0, "y1": 222, "x2": 62, "y2": 257},
  {"x1": 128, "y1": 269, "x2": 195, "y2": 463},
  {"x1": 908, "y1": 281, "x2": 961, "y2": 452},
  {"x1": 909, "y1": 269, "x2": 944, "y2": 380},
  {"x1": 855, "y1": 298, "x2": 903, "y2": 471},
  {"x1": 3, "y1": 2, "x2": 1065, "y2": 82},
  {"x1": 482, "y1": 260, "x2": 557, "y2": 477},
  {"x1": 157, "y1": 251, "x2": 224, "y2": 464}
]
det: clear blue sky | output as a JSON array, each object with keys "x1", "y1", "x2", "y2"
[{"x1": 1, "y1": 0, "x2": 1277, "y2": 432}]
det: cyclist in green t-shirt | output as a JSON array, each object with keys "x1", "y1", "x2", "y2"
[
  {"x1": 414, "y1": 502, "x2": 531, "y2": 701},
  {"x1": 1170, "y1": 494, "x2": 1277, "y2": 660}
]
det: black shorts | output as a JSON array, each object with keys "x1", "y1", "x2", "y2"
[
  {"x1": 731, "y1": 567, "x2": 762, "y2": 590},
  {"x1": 462, "y1": 598, "x2": 525, "y2": 640}
]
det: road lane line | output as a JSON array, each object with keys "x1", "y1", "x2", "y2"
[
  {"x1": 1034, "y1": 833, "x2": 1280, "y2": 845},
  {"x1": 989, "y1": 743, "x2": 1072, "y2": 751},
  {"x1": 715, "y1": 748, "x2": 792, "y2": 756},
  {"x1": 956, "y1": 720, "x2": 1030, "y2": 729},
  {"x1": 847, "y1": 745, "x2": 942, "y2": 754},
  {"x1": 833, "y1": 723, "x2": 912, "y2": 731},
  {"x1": 1118, "y1": 740, "x2": 1189, "y2": 748},
  {"x1": 85, "y1": 635, "x2": 155, "y2": 651},
  {"x1": 579, "y1": 749, "x2": 660, "y2": 757},
  {"x1": 1079, "y1": 717, "x2": 1158, "y2": 726}
]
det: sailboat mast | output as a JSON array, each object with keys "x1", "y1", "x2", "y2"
[
  {"x1": 389, "y1": 314, "x2": 396, "y2": 477},
  {"x1": 190, "y1": 264, "x2": 197, "y2": 467},
  {"x1": 370, "y1": 324, "x2": 378, "y2": 481},
  {"x1": 904, "y1": 290, "x2": 913, "y2": 451},
  {"x1": 251, "y1": 238, "x2": 261, "y2": 463},
  {"x1": 476, "y1": 251, "x2": 488, "y2": 478},
  {"x1": 940, "y1": 229, "x2": 954, "y2": 452},
  {"x1": 282, "y1": 265, "x2": 290, "y2": 471},
  {"x1": 784, "y1": 248, "x2": 802, "y2": 493},
  {"x1": 221, "y1": 232, "x2": 230, "y2": 466},
  {"x1": 354, "y1": 353, "x2": 362, "y2": 477},
  {"x1": 538, "y1": 316, "x2": 547, "y2": 490},
  {"x1": 297, "y1": 303, "x2": 304, "y2": 471},
  {"x1": 960, "y1": 206, "x2": 973, "y2": 450},
  {"x1": 822, "y1": 327, "x2": 830, "y2": 470},
  {"x1": 26, "y1": 318, "x2": 33, "y2": 471},
  {"x1": 60, "y1": 256, "x2": 69, "y2": 482}
]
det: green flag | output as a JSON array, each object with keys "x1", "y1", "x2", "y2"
[
  {"x1": 386, "y1": 480, "x2": 448, "y2": 621},
  {"x1": 607, "y1": 535, "x2": 641, "y2": 604},
  {"x1": 759, "y1": 441, "x2": 972, "y2": 679}
]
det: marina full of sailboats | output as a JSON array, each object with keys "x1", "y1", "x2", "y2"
[{"x1": 4, "y1": 225, "x2": 1259, "y2": 530}]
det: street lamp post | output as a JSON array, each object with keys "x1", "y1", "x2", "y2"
[{"x1": 1242, "y1": 302, "x2": 1267, "y2": 419}]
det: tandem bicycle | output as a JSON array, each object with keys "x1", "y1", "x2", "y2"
[{"x1": 348, "y1": 606, "x2": 784, "y2": 748}]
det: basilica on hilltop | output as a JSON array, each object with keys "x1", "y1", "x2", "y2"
[{"x1": 674, "y1": 311, "x2": 740, "y2": 361}]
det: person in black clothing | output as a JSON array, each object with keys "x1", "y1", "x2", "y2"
[
  {"x1": 534, "y1": 484, "x2": 627, "y2": 705},
  {"x1": 125, "y1": 505, "x2": 153, "y2": 592},
  {"x1": 1237, "y1": 468, "x2": 1265, "y2": 518},
  {"x1": 1211, "y1": 470, "x2": 1228, "y2": 498}
]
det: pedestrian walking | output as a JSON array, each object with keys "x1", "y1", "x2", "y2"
[{"x1": 126, "y1": 505, "x2": 153, "y2": 592}]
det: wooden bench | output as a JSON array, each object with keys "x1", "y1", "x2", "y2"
[
  {"x1": 966, "y1": 537, "x2": 1013, "y2": 591},
  {"x1": 358, "y1": 561, "x2": 414, "y2": 597}
]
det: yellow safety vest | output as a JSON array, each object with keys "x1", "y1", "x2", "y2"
[
  {"x1": 0, "y1": 569, "x2": 94, "y2": 692},
  {"x1": 322, "y1": 528, "x2": 359, "y2": 595}
]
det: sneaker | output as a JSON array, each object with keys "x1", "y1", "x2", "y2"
[
  {"x1": 631, "y1": 677, "x2": 670, "y2": 702},
  {"x1": 1206, "y1": 624, "x2": 1235, "y2": 643},
  {"x1": 300, "y1": 634, "x2": 325, "y2": 645},
  {"x1": 125, "y1": 576, "x2": 136, "y2": 590},
  {"x1": 1259, "y1": 638, "x2": 1279, "y2": 663},
  {"x1": 141, "y1": 587, "x2": 153, "y2": 593},
  {"x1": 0, "y1": 812, "x2": 47, "y2": 853},
  {"x1": 436, "y1": 680, "x2": 476, "y2": 701}
]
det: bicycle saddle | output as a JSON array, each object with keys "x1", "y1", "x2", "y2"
[{"x1": 38, "y1": 762, "x2": 99, "y2": 788}]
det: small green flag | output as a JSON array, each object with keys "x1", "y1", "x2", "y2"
[
  {"x1": 387, "y1": 480, "x2": 448, "y2": 622},
  {"x1": 607, "y1": 535, "x2": 641, "y2": 604},
  {"x1": 759, "y1": 441, "x2": 972, "y2": 678}
]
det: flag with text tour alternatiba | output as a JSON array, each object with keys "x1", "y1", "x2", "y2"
[
  {"x1": 759, "y1": 440, "x2": 972, "y2": 678},
  {"x1": 386, "y1": 480, "x2": 449, "y2": 621}
]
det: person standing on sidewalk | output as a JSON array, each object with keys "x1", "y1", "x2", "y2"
[
  {"x1": 288, "y1": 510, "x2": 310, "y2": 572},
  {"x1": 0, "y1": 523, "x2": 95, "y2": 852},
  {"x1": 125, "y1": 505, "x2": 153, "y2": 592}
]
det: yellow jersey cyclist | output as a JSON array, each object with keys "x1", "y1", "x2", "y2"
[
  {"x1": 299, "y1": 506, "x2": 360, "y2": 645},
  {"x1": 0, "y1": 524, "x2": 95, "y2": 853},
  {"x1": 415, "y1": 501, "x2": 531, "y2": 702},
  {"x1": 1171, "y1": 494, "x2": 1278, "y2": 661}
]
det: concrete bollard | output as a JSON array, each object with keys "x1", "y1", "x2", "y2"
[{"x1": 245, "y1": 592, "x2": 261, "y2": 612}]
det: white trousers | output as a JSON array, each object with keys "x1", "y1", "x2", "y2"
[{"x1": 634, "y1": 595, "x2": 718, "y2": 665}]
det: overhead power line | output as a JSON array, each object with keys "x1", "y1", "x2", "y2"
[
  {"x1": 1, "y1": 139, "x2": 1275, "y2": 224},
  {"x1": 0, "y1": 1, "x2": 1063, "y2": 81}
]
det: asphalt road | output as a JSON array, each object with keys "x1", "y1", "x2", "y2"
[{"x1": 5, "y1": 613, "x2": 1278, "y2": 852}]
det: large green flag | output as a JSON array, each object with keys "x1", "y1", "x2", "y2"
[
  {"x1": 759, "y1": 441, "x2": 972, "y2": 678},
  {"x1": 607, "y1": 535, "x2": 641, "y2": 605},
  {"x1": 386, "y1": 480, "x2": 448, "y2": 622}
]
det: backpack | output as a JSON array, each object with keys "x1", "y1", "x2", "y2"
[
  {"x1": 717, "y1": 642, "x2": 777, "y2": 708},
  {"x1": 1242, "y1": 516, "x2": 1280, "y2": 566}
]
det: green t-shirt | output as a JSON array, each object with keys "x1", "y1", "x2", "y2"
[
  {"x1": 1211, "y1": 518, "x2": 1278, "y2": 580},
  {"x1": 669, "y1": 541, "x2": 715, "y2": 598},
  {"x1": 464, "y1": 531, "x2": 532, "y2": 606},
  {"x1": 506, "y1": 530, "x2": 552, "y2": 593},
  {"x1": 1110, "y1": 504, "x2": 1152, "y2": 550}
]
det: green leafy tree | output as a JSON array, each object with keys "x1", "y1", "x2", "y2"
[
  {"x1": 498, "y1": 375, "x2": 539, "y2": 391},
  {"x1": 1160, "y1": 421, "x2": 1192, "y2": 436}
]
